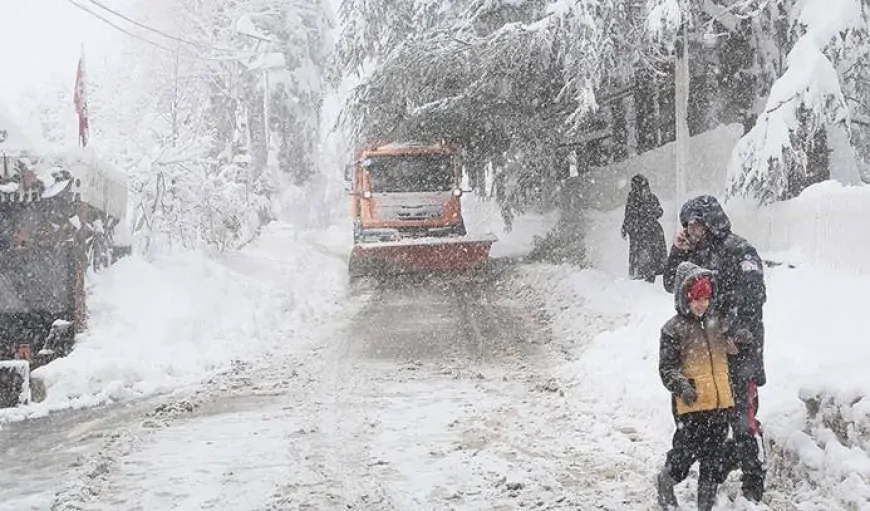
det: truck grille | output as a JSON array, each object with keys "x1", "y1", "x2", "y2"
[{"x1": 382, "y1": 204, "x2": 443, "y2": 221}]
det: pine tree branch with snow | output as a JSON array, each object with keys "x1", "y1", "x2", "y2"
[{"x1": 726, "y1": 0, "x2": 869, "y2": 203}]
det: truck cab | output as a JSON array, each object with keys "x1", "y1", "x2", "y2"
[{"x1": 349, "y1": 142, "x2": 466, "y2": 244}]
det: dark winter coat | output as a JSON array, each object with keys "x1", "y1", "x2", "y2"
[
  {"x1": 621, "y1": 175, "x2": 667, "y2": 280},
  {"x1": 663, "y1": 195, "x2": 767, "y2": 385},
  {"x1": 660, "y1": 261, "x2": 735, "y2": 415}
]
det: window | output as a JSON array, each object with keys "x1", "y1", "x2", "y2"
[{"x1": 366, "y1": 155, "x2": 454, "y2": 193}]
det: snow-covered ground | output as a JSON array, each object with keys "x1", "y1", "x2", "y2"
[
  {"x1": 462, "y1": 191, "x2": 559, "y2": 258},
  {"x1": 546, "y1": 183, "x2": 870, "y2": 509},
  {"x1": 3, "y1": 182, "x2": 869, "y2": 510},
  {"x1": 0, "y1": 198, "x2": 547, "y2": 427},
  {"x1": 0, "y1": 222, "x2": 349, "y2": 426},
  {"x1": 516, "y1": 261, "x2": 870, "y2": 509}
]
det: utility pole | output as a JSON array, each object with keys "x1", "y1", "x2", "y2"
[
  {"x1": 674, "y1": 22, "x2": 690, "y2": 222},
  {"x1": 171, "y1": 51, "x2": 180, "y2": 148},
  {"x1": 262, "y1": 67, "x2": 271, "y2": 173}
]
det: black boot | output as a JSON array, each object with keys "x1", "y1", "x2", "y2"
[
  {"x1": 697, "y1": 481, "x2": 717, "y2": 511},
  {"x1": 656, "y1": 469, "x2": 678, "y2": 509},
  {"x1": 742, "y1": 472, "x2": 765, "y2": 503},
  {"x1": 713, "y1": 439, "x2": 738, "y2": 484}
]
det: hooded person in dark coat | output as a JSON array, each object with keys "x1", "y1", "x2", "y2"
[
  {"x1": 621, "y1": 174, "x2": 667, "y2": 282},
  {"x1": 662, "y1": 194, "x2": 767, "y2": 503},
  {"x1": 657, "y1": 261, "x2": 737, "y2": 511}
]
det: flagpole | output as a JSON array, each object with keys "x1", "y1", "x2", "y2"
[{"x1": 74, "y1": 43, "x2": 89, "y2": 149}]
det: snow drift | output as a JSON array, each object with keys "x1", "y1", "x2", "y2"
[
  {"x1": 519, "y1": 259, "x2": 870, "y2": 508},
  {"x1": 462, "y1": 191, "x2": 559, "y2": 258},
  {"x1": 557, "y1": 181, "x2": 870, "y2": 507},
  {"x1": 0, "y1": 222, "x2": 348, "y2": 424}
]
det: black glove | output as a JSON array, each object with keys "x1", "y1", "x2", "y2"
[
  {"x1": 680, "y1": 381, "x2": 697, "y2": 405},
  {"x1": 733, "y1": 328, "x2": 754, "y2": 344}
]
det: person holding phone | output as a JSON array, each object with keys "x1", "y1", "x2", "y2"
[{"x1": 663, "y1": 195, "x2": 767, "y2": 503}]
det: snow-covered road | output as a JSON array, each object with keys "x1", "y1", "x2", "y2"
[
  {"x1": 38, "y1": 269, "x2": 588, "y2": 510},
  {"x1": 2, "y1": 252, "x2": 664, "y2": 510},
  {"x1": 3, "y1": 212, "x2": 868, "y2": 510}
]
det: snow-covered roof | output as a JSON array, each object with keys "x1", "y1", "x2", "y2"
[
  {"x1": 2, "y1": 148, "x2": 127, "y2": 222},
  {"x1": 43, "y1": 148, "x2": 128, "y2": 222}
]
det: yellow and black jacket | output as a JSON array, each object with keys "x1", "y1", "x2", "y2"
[{"x1": 659, "y1": 261, "x2": 734, "y2": 415}]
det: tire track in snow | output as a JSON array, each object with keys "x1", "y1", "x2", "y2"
[
  {"x1": 46, "y1": 259, "x2": 673, "y2": 510},
  {"x1": 267, "y1": 268, "x2": 571, "y2": 509}
]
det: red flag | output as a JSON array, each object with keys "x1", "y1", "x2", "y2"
[{"x1": 74, "y1": 46, "x2": 89, "y2": 148}]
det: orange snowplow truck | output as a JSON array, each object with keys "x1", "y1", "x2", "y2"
[{"x1": 347, "y1": 141, "x2": 495, "y2": 277}]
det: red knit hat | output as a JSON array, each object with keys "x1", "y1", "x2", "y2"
[{"x1": 687, "y1": 275, "x2": 713, "y2": 301}]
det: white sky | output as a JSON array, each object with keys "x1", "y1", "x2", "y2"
[{"x1": 0, "y1": 0, "x2": 122, "y2": 101}]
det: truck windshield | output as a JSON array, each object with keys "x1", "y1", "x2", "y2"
[{"x1": 365, "y1": 155, "x2": 454, "y2": 193}]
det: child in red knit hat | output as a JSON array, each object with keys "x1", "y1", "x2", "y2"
[{"x1": 656, "y1": 261, "x2": 737, "y2": 511}]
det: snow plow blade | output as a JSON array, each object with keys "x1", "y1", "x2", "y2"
[{"x1": 349, "y1": 236, "x2": 496, "y2": 277}]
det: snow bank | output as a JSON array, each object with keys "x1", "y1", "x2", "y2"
[
  {"x1": 38, "y1": 254, "x2": 278, "y2": 407},
  {"x1": 728, "y1": 181, "x2": 870, "y2": 274},
  {"x1": 780, "y1": 388, "x2": 870, "y2": 507},
  {"x1": 0, "y1": 222, "x2": 347, "y2": 424},
  {"x1": 462, "y1": 191, "x2": 559, "y2": 258},
  {"x1": 519, "y1": 260, "x2": 870, "y2": 508}
]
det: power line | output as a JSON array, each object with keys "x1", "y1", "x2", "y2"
[
  {"x1": 83, "y1": 0, "x2": 224, "y2": 53},
  {"x1": 66, "y1": 0, "x2": 253, "y2": 62},
  {"x1": 67, "y1": 0, "x2": 178, "y2": 53}
]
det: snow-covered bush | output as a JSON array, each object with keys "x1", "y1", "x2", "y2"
[{"x1": 766, "y1": 388, "x2": 870, "y2": 508}]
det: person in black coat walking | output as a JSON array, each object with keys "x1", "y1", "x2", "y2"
[
  {"x1": 662, "y1": 194, "x2": 767, "y2": 503},
  {"x1": 621, "y1": 174, "x2": 667, "y2": 283}
]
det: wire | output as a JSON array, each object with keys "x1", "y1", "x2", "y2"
[
  {"x1": 83, "y1": 0, "x2": 230, "y2": 53},
  {"x1": 68, "y1": 0, "x2": 180, "y2": 53},
  {"x1": 66, "y1": 0, "x2": 254, "y2": 62}
]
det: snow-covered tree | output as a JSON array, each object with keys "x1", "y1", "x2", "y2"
[
  {"x1": 643, "y1": 0, "x2": 869, "y2": 205},
  {"x1": 334, "y1": 0, "x2": 641, "y2": 219},
  {"x1": 78, "y1": 0, "x2": 333, "y2": 253},
  {"x1": 726, "y1": 0, "x2": 869, "y2": 203}
]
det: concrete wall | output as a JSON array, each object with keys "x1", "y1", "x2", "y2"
[
  {"x1": 586, "y1": 181, "x2": 870, "y2": 275},
  {"x1": 577, "y1": 123, "x2": 744, "y2": 213}
]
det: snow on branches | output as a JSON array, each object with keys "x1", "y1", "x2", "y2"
[
  {"x1": 645, "y1": 0, "x2": 683, "y2": 43},
  {"x1": 335, "y1": 0, "x2": 634, "y2": 216},
  {"x1": 727, "y1": 0, "x2": 868, "y2": 204}
]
